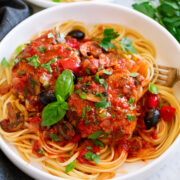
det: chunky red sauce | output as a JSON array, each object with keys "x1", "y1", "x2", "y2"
[{"x1": 0, "y1": 28, "x2": 175, "y2": 164}]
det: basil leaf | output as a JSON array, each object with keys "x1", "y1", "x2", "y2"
[
  {"x1": 49, "y1": 133, "x2": 61, "y2": 142},
  {"x1": 80, "y1": 92, "x2": 86, "y2": 100},
  {"x1": 19, "y1": 70, "x2": 25, "y2": 76},
  {"x1": 148, "y1": 83, "x2": 159, "y2": 94},
  {"x1": 65, "y1": 160, "x2": 76, "y2": 173},
  {"x1": 88, "y1": 130, "x2": 102, "y2": 139},
  {"x1": 84, "y1": 152, "x2": 93, "y2": 160},
  {"x1": 41, "y1": 101, "x2": 66, "y2": 126},
  {"x1": 53, "y1": 0, "x2": 61, "y2": 2},
  {"x1": 55, "y1": 69, "x2": 74, "y2": 100}
]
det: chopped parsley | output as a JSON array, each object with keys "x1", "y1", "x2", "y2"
[
  {"x1": 93, "y1": 139, "x2": 104, "y2": 147},
  {"x1": 126, "y1": 114, "x2": 136, "y2": 121},
  {"x1": 30, "y1": 80, "x2": 38, "y2": 88},
  {"x1": 38, "y1": 46, "x2": 46, "y2": 53},
  {"x1": 86, "y1": 146, "x2": 93, "y2": 150},
  {"x1": 129, "y1": 73, "x2": 138, "y2": 77},
  {"x1": 84, "y1": 152, "x2": 99, "y2": 164},
  {"x1": 148, "y1": 83, "x2": 159, "y2": 94},
  {"x1": 27, "y1": 54, "x2": 40, "y2": 69},
  {"x1": 37, "y1": 150, "x2": 44, "y2": 155},
  {"x1": 119, "y1": 94, "x2": 123, "y2": 98},
  {"x1": 86, "y1": 105, "x2": 92, "y2": 112},
  {"x1": 88, "y1": 130, "x2": 102, "y2": 140},
  {"x1": 65, "y1": 160, "x2": 76, "y2": 173},
  {"x1": 66, "y1": 47, "x2": 72, "y2": 50},
  {"x1": 82, "y1": 107, "x2": 86, "y2": 119},
  {"x1": 98, "y1": 66, "x2": 102, "y2": 72},
  {"x1": 75, "y1": 90, "x2": 80, "y2": 94},
  {"x1": 80, "y1": 92, "x2": 86, "y2": 100},
  {"x1": 95, "y1": 98, "x2": 110, "y2": 109},
  {"x1": 47, "y1": 32, "x2": 54, "y2": 38},
  {"x1": 41, "y1": 59, "x2": 55, "y2": 73},
  {"x1": 95, "y1": 74, "x2": 108, "y2": 90},
  {"x1": 49, "y1": 133, "x2": 61, "y2": 142},
  {"x1": 112, "y1": 114, "x2": 116, "y2": 118},
  {"x1": 128, "y1": 97, "x2": 135, "y2": 105},
  {"x1": 24, "y1": 88, "x2": 28, "y2": 97},
  {"x1": 103, "y1": 70, "x2": 112, "y2": 75},
  {"x1": 120, "y1": 37, "x2": 138, "y2": 54},
  {"x1": 99, "y1": 28, "x2": 119, "y2": 51},
  {"x1": 86, "y1": 68, "x2": 91, "y2": 75},
  {"x1": 19, "y1": 70, "x2": 25, "y2": 76}
]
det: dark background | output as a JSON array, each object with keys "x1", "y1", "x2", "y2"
[{"x1": 0, "y1": 150, "x2": 33, "y2": 180}]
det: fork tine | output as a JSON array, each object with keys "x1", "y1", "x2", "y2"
[{"x1": 153, "y1": 64, "x2": 170, "y2": 70}]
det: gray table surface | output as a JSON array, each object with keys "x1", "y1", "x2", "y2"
[{"x1": 0, "y1": 0, "x2": 180, "y2": 180}]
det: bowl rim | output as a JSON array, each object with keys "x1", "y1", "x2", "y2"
[{"x1": 0, "y1": 2, "x2": 180, "y2": 180}]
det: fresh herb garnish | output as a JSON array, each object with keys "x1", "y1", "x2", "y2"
[
  {"x1": 48, "y1": 32, "x2": 54, "y2": 38},
  {"x1": 24, "y1": 87, "x2": 28, "y2": 97},
  {"x1": 148, "y1": 83, "x2": 159, "y2": 94},
  {"x1": 99, "y1": 28, "x2": 119, "y2": 51},
  {"x1": 41, "y1": 70, "x2": 74, "y2": 126},
  {"x1": 80, "y1": 92, "x2": 86, "y2": 100},
  {"x1": 129, "y1": 97, "x2": 135, "y2": 105},
  {"x1": 119, "y1": 94, "x2": 123, "y2": 98},
  {"x1": 120, "y1": 37, "x2": 138, "y2": 54},
  {"x1": 130, "y1": 106, "x2": 136, "y2": 110},
  {"x1": 95, "y1": 74, "x2": 108, "y2": 90},
  {"x1": 19, "y1": 70, "x2": 25, "y2": 76},
  {"x1": 38, "y1": 46, "x2": 46, "y2": 53},
  {"x1": 103, "y1": 70, "x2": 112, "y2": 75},
  {"x1": 126, "y1": 114, "x2": 136, "y2": 121},
  {"x1": 84, "y1": 152, "x2": 99, "y2": 164},
  {"x1": 14, "y1": 45, "x2": 23, "y2": 57},
  {"x1": 88, "y1": 130, "x2": 102, "y2": 139},
  {"x1": 75, "y1": 90, "x2": 80, "y2": 94},
  {"x1": 129, "y1": 73, "x2": 138, "y2": 77},
  {"x1": 82, "y1": 107, "x2": 86, "y2": 119},
  {"x1": 37, "y1": 150, "x2": 44, "y2": 155},
  {"x1": 1, "y1": 57, "x2": 12, "y2": 67},
  {"x1": 49, "y1": 133, "x2": 61, "y2": 142},
  {"x1": 112, "y1": 114, "x2": 116, "y2": 118},
  {"x1": 65, "y1": 160, "x2": 76, "y2": 173},
  {"x1": 86, "y1": 146, "x2": 93, "y2": 150},
  {"x1": 86, "y1": 105, "x2": 92, "y2": 112},
  {"x1": 66, "y1": 47, "x2": 72, "y2": 50},
  {"x1": 132, "y1": 0, "x2": 180, "y2": 43},
  {"x1": 95, "y1": 98, "x2": 110, "y2": 108},
  {"x1": 31, "y1": 80, "x2": 38, "y2": 88},
  {"x1": 41, "y1": 59, "x2": 55, "y2": 73},
  {"x1": 27, "y1": 55, "x2": 40, "y2": 69},
  {"x1": 98, "y1": 66, "x2": 102, "y2": 72},
  {"x1": 86, "y1": 68, "x2": 91, "y2": 75},
  {"x1": 93, "y1": 139, "x2": 104, "y2": 147}
]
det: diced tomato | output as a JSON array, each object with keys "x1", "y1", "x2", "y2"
[
  {"x1": 160, "y1": 105, "x2": 176, "y2": 122},
  {"x1": 147, "y1": 93, "x2": 159, "y2": 108},
  {"x1": 60, "y1": 57, "x2": 80, "y2": 74},
  {"x1": 66, "y1": 36, "x2": 80, "y2": 49}
]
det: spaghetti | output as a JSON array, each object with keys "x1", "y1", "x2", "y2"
[{"x1": 0, "y1": 20, "x2": 180, "y2": 180}]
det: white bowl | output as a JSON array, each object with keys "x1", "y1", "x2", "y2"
[
  {"x1": 25, "y1": 0, "x2": 112, "y2": 8},
  {"x1": 0, "y1": 2, "x2": 180, "y2": 180}
]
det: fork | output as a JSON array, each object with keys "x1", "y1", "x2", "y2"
[{"x1": 153, "y1": 64, "x2": 180, "y2": 87}]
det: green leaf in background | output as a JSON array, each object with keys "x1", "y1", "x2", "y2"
[
  {"x1": 55, "y1": 69, "x2": 74, "y2": 100},
  {"x1": 132, "y1": 0, "x2": 180, "y2": 43}
]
